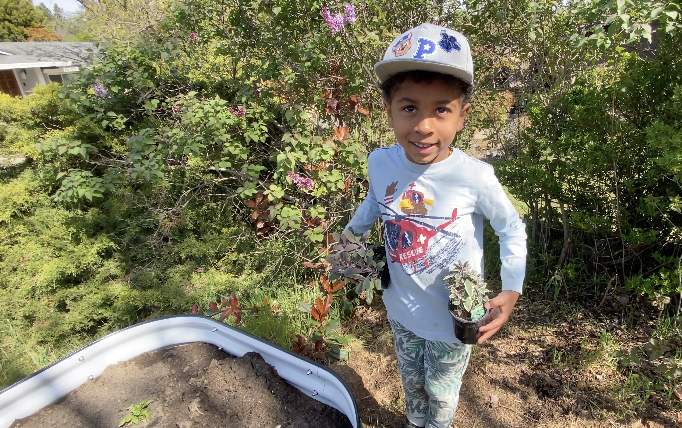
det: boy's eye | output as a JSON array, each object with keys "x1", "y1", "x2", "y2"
[
  {"x1": 436, "y1": 107, "x2": 449, "y2": 114},
  {"x1": 402, "y1": 106, "x2": 416, "y2": 113}
]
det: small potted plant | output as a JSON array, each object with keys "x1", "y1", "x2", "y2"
[
  {"x1": 444, "y1": 261, "x2": 491, "y2": 344},
  {"x1": 326, "y1": 230, "x2": 389, "y2": 305}
]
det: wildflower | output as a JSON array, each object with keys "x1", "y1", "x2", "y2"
[
  {"x1": 322, "y1": 7, "x2": 345, "y2": 34},
  {"x1": 288, "y1": 171, "x2": 314, "y2": 190},
  {"x1": 230, "y1": 107, "x2": 245, "y2": 117},
  {"x1": 343, "y1": 4, "x2": 356, "y2": 25},
  {"x1": 93, "y1": 83, "x2": 108, "y2": 98},
  {"x1": 190, "y1": 31, "x2": 199, "y2": 41},
  {"x1": 172, "y1": 104, "x2": 181, "y2": 112}
]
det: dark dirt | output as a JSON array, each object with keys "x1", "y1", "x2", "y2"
[{"x1": 11, "y1": 342, "x2": 351, "y2": 428}]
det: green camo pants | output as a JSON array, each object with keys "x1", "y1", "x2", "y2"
[{"x1": 389, "y1": 317, "x2": 472, "y2": 428}]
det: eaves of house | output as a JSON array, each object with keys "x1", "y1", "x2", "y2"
[{"x1": 0, "y1": 42, "x2": 98, "y2": 97}]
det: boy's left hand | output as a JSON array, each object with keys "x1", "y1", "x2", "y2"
[{"x1": 477, "y1": 290, "x2": 520, "y2": 344}]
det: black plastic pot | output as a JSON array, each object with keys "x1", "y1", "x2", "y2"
[
  {"x1": 372, "y1": 245, "x2": 391, "y2": 289},
  {"x1": 448, "y1": 301, "x2": 491, "y2": 345}
]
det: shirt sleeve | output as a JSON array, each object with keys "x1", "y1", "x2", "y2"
[
  {"x1": 475, "y1": 170, "x2": 527, "y2": 293},
  {"x1": 344, "y1": 180, "x2": 381, "y2": 235},
  {"x1": 344, "y1": 152, "x2": 381, "y2": 235}
]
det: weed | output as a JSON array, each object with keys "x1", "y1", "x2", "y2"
[{"x1": 119, "y1": 400, "x2": 153, "y2": 426}]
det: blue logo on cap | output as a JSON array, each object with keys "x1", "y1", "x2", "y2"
[
  {"x1": 439, "y1": 30, "x2": 461, "y2": 53},
  {"x1": 413, "y1": 38, "x2": 436, "y2": 59}
]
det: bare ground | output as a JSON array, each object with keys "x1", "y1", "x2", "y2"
[{"x1": 330, "y1": 300, "x2": 682, "y2": 428}]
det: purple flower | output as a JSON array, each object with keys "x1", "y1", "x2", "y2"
[
  {"x1": 190, "y1": 31, "x2": 199, "y2": 41},
  {"x1": 230, "y1": 107, "x2": 245, "y2": 117},
  {"x1": 344, "y1": 4, "x2": 356, "y2": 25},
  {"x1": 322, "y1": 7, "x2": 345, "y2": 34},
  {"x1": 93, "y1": 83, "x2": 108, "y2": 98},
  {"x1": 288, "y1": 171, "x2": 314, "y2": 190}
]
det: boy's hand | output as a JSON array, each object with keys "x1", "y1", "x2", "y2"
[{"x1": 476, "y1": 290, "x2": 520, "y2": 344}]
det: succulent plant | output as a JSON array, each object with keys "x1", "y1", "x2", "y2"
[
  {"x1": 325, "y1": 229, "x2": 386, "y2": 304},
  {"x1": 444, "y1": 261, "x2": 490, "y2": 321}
]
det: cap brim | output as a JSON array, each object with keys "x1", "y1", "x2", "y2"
[{"x1": 374, "y1": 58, "x2": 473, "y2": 85}]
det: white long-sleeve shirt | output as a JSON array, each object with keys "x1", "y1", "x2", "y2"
[{"x1": 346, "y1": 145, "x2": 527, "y2": 343}]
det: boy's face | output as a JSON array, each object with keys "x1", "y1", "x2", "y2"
[{"x1": 384, "y1": 78, "x2": 470, "y2": 165}]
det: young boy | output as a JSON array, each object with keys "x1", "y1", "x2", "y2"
[{"x1": 345, "y1": 23, "x2": 527, "y2": 428}]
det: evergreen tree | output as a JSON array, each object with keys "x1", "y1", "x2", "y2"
[{"x1": 0, "y1": 0, "x2": 46, "y2": 41}]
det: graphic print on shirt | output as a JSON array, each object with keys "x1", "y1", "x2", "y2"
[{"x1": 381, "y1": 181, "x2": 463, "y2": 276}]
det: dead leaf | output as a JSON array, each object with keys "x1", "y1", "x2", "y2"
[
  {"x1": 330, "y1": 280, "x2": 344, "y2": 292},
  {"x1": 356, "y1": 106, "x2": 370, "y2": 117},
  {"x1": 334, "y1": 125, "x2": 349, "y2": 142},
  {"x1": 675, "y1": 385, "x2": 682, "y2": 402},
  {"x1": 319, "y1": 274, "x2": 331, "y2": 290},
  {"x1": 325, "y1": 98, "x2": 339, "y2": 114},
  {"x1": 303, "y1": 162, "x2": 328, "y2": 171}
]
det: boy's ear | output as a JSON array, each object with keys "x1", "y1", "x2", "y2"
[
  {"x1": 383, "y1": 99, "x2": 394, "y2": 129},
  {"x1": 457, "y1": 102, "x2": 472, "y2": 131}
]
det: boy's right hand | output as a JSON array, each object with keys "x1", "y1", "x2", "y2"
[{"x1": 477, "y1": 290, "x2": 520, "y2": 344}]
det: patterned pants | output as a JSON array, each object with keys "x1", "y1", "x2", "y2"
[{"x1": 389, "y1": 317, "x2": 472, "y2": 428}]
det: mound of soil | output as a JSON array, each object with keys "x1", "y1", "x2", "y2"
[{"x1": 11, "y1": 342, "x2": 351, "y2": 428}]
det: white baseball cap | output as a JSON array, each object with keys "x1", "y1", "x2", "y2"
[{"x1": 374, "y1": 23, "x2": 474, "y2": 85}]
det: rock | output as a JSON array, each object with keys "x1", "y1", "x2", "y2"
[
  {"x1": 188, "y1": 397, "x2": 203, "y2": 415},
  {"x1": 489, "y1": 394, "x2": 499, "y2": 408}
]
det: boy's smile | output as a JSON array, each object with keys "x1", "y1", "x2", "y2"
[{"x1": 385, "y1": 79, "x2": 470, "y2": 165}]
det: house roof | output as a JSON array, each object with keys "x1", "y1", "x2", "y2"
[
  {"x1": 0, "y1": 42, "x2": 98, "y2": 71},
  {"x1": 0, "y1": 54, "x2": 71, "y2": 71}
]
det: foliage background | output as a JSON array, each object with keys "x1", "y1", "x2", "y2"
[{"x1": 0, "y1": 0, "x2": 680, "y2": 418}]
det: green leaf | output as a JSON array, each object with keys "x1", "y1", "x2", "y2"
[
  {"x1": 664, "y1": 10, "x2": 679, "y2": 20},
  {"x1": 327, "y1": 331, "x2": 351, "y2": 345},
  {"x1": 328, "y1": 344, "x2": 349, "y2": 361},
  {"x1": 616, "y1": 0, "x2": 625, "y2": 13},
  {"x1": 273, "y1": 6, "x2": 281, "y2": 15},
  {"x1": 650, "y1": 6, "x2": 665, "y2": 19}
]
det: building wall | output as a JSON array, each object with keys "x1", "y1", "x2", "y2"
[{"x1": 15, "y1": 67, "x2": 46, "y2": 96}]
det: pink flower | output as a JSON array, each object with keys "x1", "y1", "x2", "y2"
[
  {"x1": 230, "y1": 107, "x2": 245, "y2": 117},
  {"x1": 288, "y1": 171, "x2": 314, "y2": 190},
  {"x1": 322, "y1": 7, "x2": 345, "y2": 34},
  {"x1": 344, "y1": 4, "x2": 356, "y2": 25},
  {"x1": 172, "y1": 104, "x2": 180, "y2": 112},
  {"x1": 190, "y1": 32, "x2": 199, "y2": 41}
]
